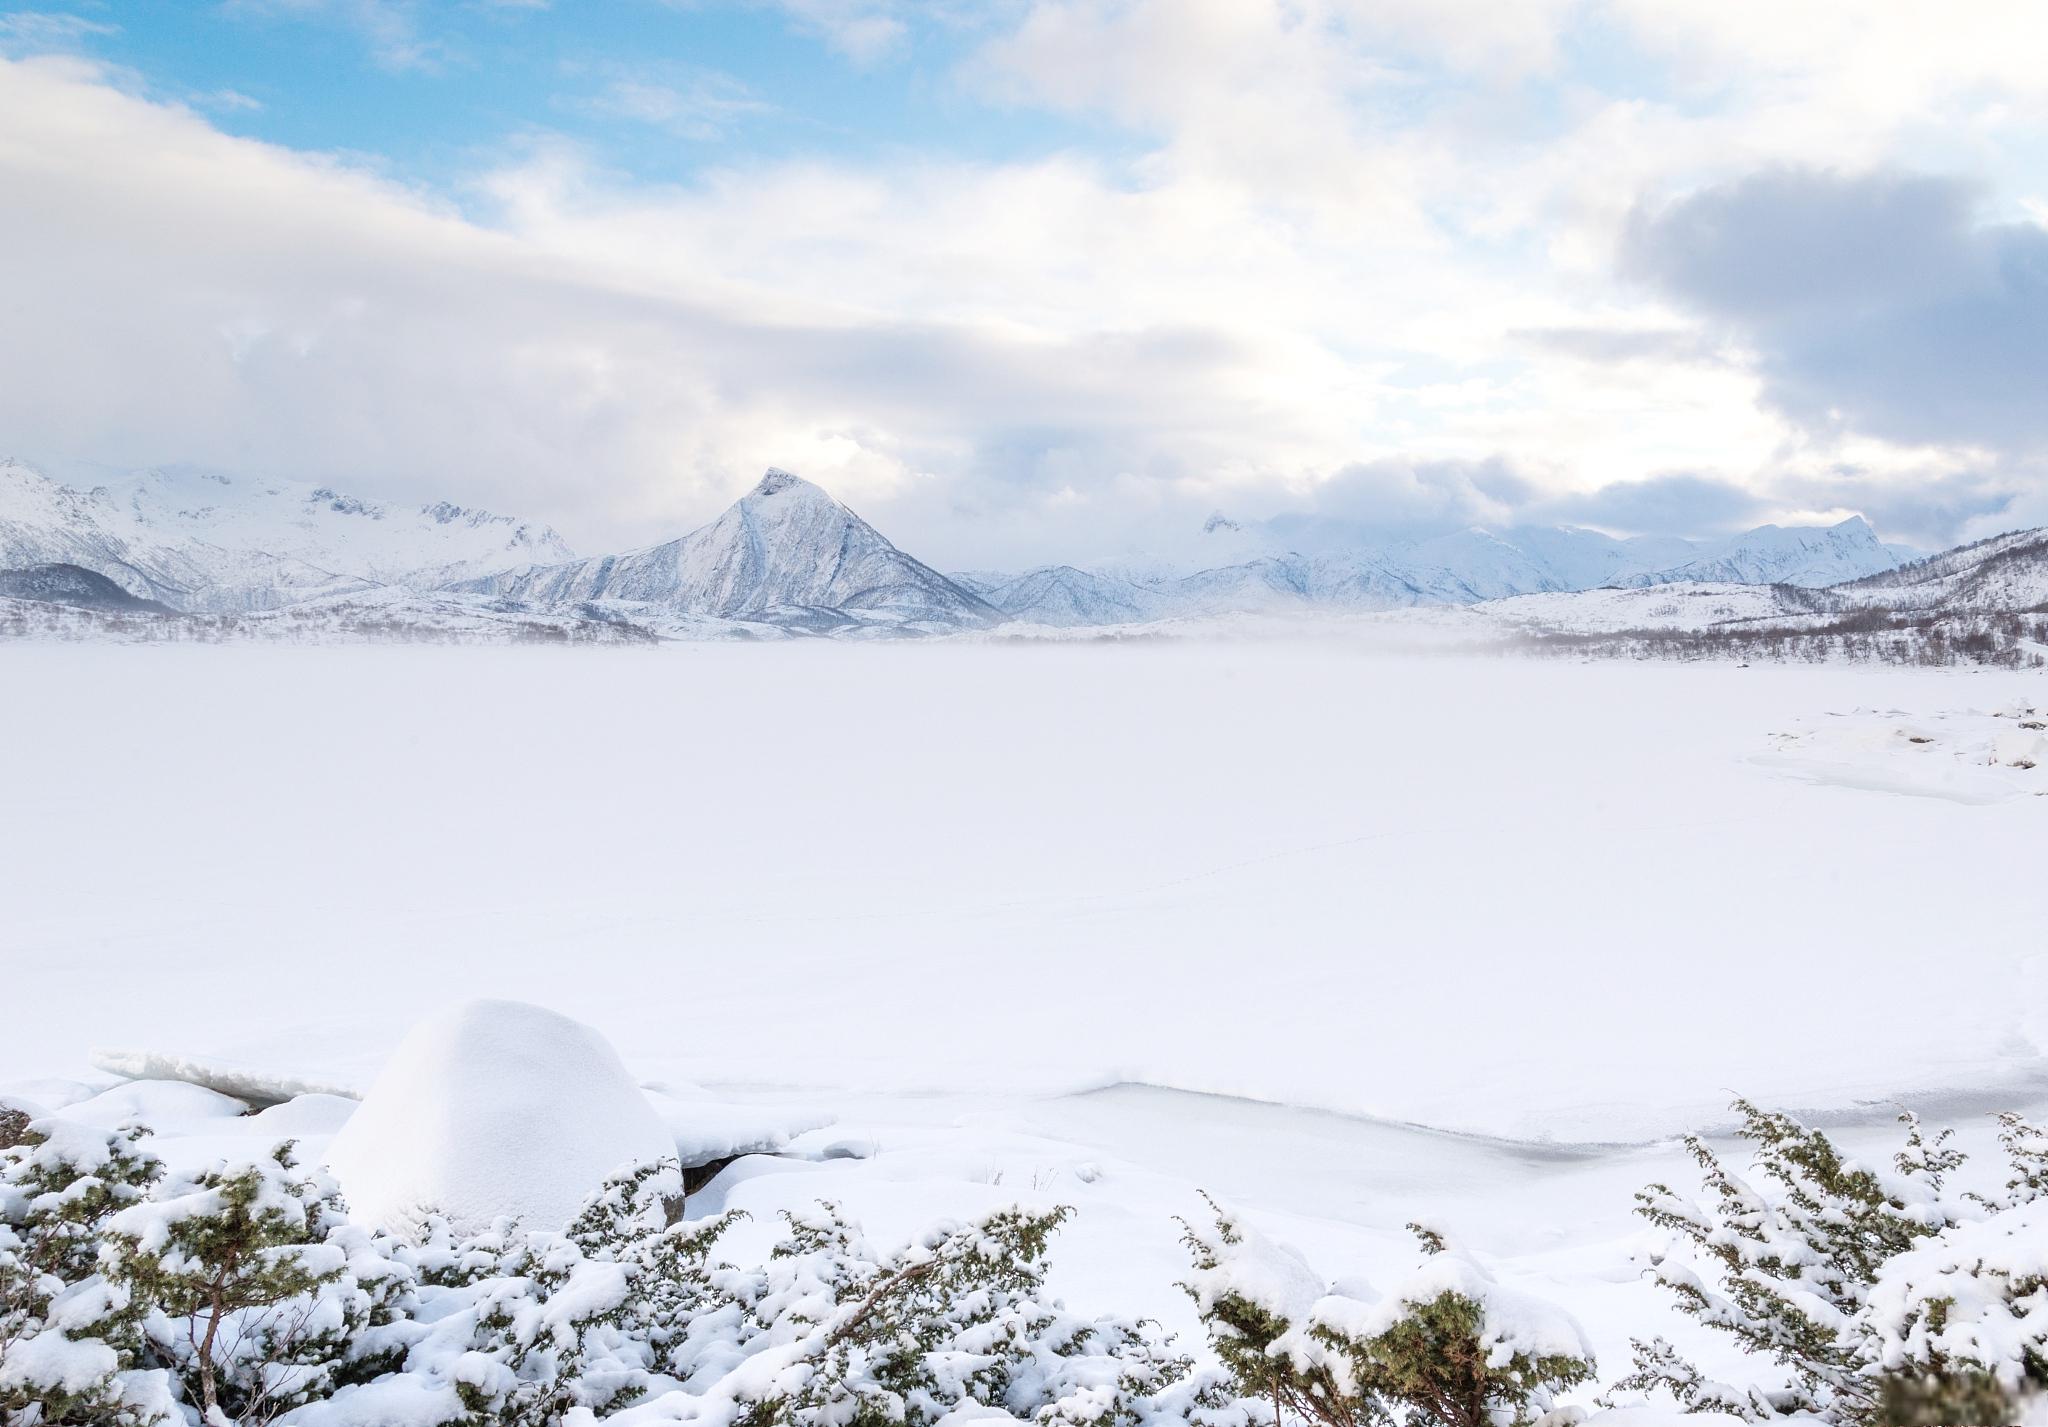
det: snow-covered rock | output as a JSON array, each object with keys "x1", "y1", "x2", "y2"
[
  {"x1": 1992, "y1": 729, "x2": 2048, "y2": 768},
  {"x1": 324, "y1": 999, "x2": 676, "y2": 1236},
  {"x1": 0, "y1": 562, "x2": 173, "y2": 613},
  {"x1": 62, "y1": 1078, "x2": 250, "y2": 1129},
  {"x1": 456, "y1": 469, "x2": 1000, "y2": 631}
]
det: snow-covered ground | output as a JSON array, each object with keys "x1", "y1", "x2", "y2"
[{"x1": 6, "y1": 637, "x2": 2046, "y2": 1404}]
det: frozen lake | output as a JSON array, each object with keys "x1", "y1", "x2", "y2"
[{"x1": 6, "y1": 638, "x2": 2043, "y2": 1142}]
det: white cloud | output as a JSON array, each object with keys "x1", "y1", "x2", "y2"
[
  {"x1": 220, "y1": 0, "x2": 445, "y2": 73},
  {"x1": 569, "y1": 68, "x2": 771, "y2": 140},
  {"x1": 198, "y1": 87, "x2": 265, "y2": 112},
  {"x1": 4, "y1": 0, "x2": 2048, "y2": 566},
  {"x1": 0, "y1": 9, "x2": 117, "y2": 51}
]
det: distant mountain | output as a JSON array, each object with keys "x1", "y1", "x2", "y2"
[
  {"x1": 0, "y1": 448, "x2": 1994, "y2": 646},
  {"x1": 0, "y1": 458, "x2": 573, "y2": 612},
  {"x1": 968, "y1": 512, "x2": 1917, "y2": 628},
  {"x1": 1621, "y1": 517, "x2": 1915, "y2": 589},
  {"x1": 1473, "y1": 524, "x2": 2048, "y2": 664},
  {"x1": 458, "y1": 469, "x2": 999, "y2": 632},
  {"x1": 957, "y1": 565, "x2": 1170, "y2": 627}
]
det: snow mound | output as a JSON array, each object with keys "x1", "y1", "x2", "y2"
[
  {"x1": 323, "y1": 999, "x2": 675, "y2": 1236},
  {"x1": 63, "y1": 1078, "x2": 250, "y2": 1129}
]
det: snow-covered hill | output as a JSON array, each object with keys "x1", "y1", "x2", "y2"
[
  {"x1": 1831, "y1": 527, "x2": 2048, "y2": 613},
  {"x1": 458, "y1": 469, "x2": 1000, "y2": 632},
  {"x1": 1466, "y1": 524, "x2": 2048, "y2": 665},
  {"x1": 1479, "y1": 582, "x2": 1819, "y2": 634},
  {"x1": 1479, "y1": 526, "x2": 2048, "y2": 636},
  {"x1": 0, "y1": 458, "x2": 573, "y2": 613}
]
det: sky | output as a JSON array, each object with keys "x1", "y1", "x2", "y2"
[{"x1": 1, "y1": 1, "x2": 2046, "y2": 567}]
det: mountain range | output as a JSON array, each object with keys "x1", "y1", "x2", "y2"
[
  {"x1": 0, "y1": 459, "x2": 572, "y2": 613},
  {"x1": 955, "y1": 513, "x2": 1915, "y2": 627},
  {"x1": 0, "y1": 453, "x2": 2039, "y2": 649}
]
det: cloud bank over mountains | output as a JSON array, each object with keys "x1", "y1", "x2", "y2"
[{"x1": 0, "y1": 1, "x2": 2045, "y2": 567}]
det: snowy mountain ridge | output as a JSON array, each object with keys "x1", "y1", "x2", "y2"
[
  {"x1": 965, "y1": 514, "x2": 1918, "y2": 628},
  {"x1": 1619, "y1": 516, "x2": 1917, "y2": 589},
  {"x1": 0, "y1": 458, "x2": 574, "y2": 613},
  {"x1": 9, "y1": 451, "x2": 2043, "y2": 647}
]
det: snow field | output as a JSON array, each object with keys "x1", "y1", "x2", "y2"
[{"x1": 2, "y1": 639, "x2": 2043, "y2": 1141}]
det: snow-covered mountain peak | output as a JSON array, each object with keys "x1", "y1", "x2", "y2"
[
  {"x1": 736, "y1": 468, "x2": 848, "y2": 534},
  {"x1": 1623, "y1": 512, "x2": 1909, "y2": 589},
  {"x1": 1729, "y1": 514, "x2": 1874, "y2": 548},
  {"x1": 749, "y1": 467, "x2": 813, "y2": 500},
  {"x1": 455, "y1": 468, "x2": 999, "y2": 631}
]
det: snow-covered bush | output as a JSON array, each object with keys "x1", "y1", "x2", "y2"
[
  {"x1": 299, "y1": 1187, "x2": 1226, "y2": 1427},
  {"x1": 597, "y1": 1197, "x2": 1229, "y2": 1427},
  {"x1": 5, "y1": 1122, "x2": 1221, "y2": 1427},
  {"x1": 1181, "y1": 1198, "x2": 1594, "y2": 1427},
  {"x1": 1619, "y1": 1099, "x2": 2048, "y2": 1427},
  {"x1": 1863, "y1": 1196, "x2": 2048, "y2": 1424},
  {"x1": 102, "y1": 1142, "x2": 414, "y2": 1425},
  {"x1": 0, "y1": 1117, "x2": 178, "y2": 1426},
  {"x1": 1860, "y1": 1116, "x2": 2048, "y2": 1425}
]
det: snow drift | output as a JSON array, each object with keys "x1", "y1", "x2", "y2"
[{"x1": 323, "y1": 999, "x2": 676, "y2": 1236}]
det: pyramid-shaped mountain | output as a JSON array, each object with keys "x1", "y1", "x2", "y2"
[{"x1": 457, "y1": 469, "x2": 999, "y2": 630}]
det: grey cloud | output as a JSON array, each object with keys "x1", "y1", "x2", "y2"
[
  {"x1": 1774, "y1": 466, "x2": 2020, "y2": 549},
  {"x1": 1512, "y1": 326, "x2": 1714, "y2": 366},
  {"x1": 1531, "y1": 473, "x2": 1768, "y2": 539},
  {"x1": 1624, "y1": 166, "x2": 2048, "y2": 455},
  {"x1": 1302, "y1": 456, "x2": 1537, "y2": 533}
]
